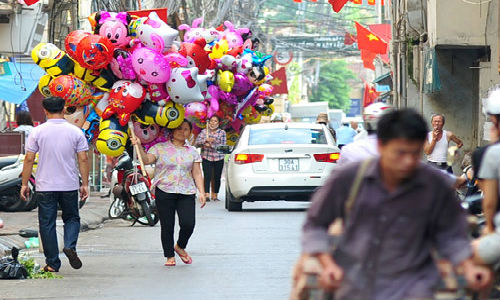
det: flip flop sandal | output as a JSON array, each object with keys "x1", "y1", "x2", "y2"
[
  {"x1": 43, "y1": 265, "x2": 58, "y2": 273},
  {"x1": 174, "y1": 246, "x2": 192, "y2": 264},
  {"x1": 164, "y1": 259, "x2": 176, "y2": 266}
]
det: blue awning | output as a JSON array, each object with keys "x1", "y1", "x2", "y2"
[{"x1": 0, "y1": 62, "x2": 46, "y2": 105}]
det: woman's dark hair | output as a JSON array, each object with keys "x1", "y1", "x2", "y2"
[
  {"x1": 209, "y1": 115, "x2": 220, "y2": 123},
  {"x1": 15, "y1": 111, "x2": 33, "y2": 126},
  {"x1": 377, "y1": 109, "x2": 428, "y2": 144},
  {"x1": 172, "y1": 119, "x2": 192, "y2": 131},
  {"x1": 42, "y1": 97, "x2": 65, "y2": 113}
]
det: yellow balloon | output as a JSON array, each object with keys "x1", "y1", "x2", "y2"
[
  {"x1": 218, "y1": 70, "x2": 234, "y2": 92},
  {"x1": 96, "y1": 118, "x2": 129, "y2": 157}
]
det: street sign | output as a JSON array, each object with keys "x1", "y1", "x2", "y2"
[
  {"x1": 347, "y1": 99, "x2": 362, "y2": 117},
  {"x1": 273, "y1": 36, "x2": 358, "y2": 52}
]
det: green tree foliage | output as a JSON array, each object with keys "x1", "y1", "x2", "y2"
[{"x1": 309, "y1": 60, "x2": 355, "y2": 111}]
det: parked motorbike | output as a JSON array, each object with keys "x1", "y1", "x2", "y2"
[
  {"x1": 0, "y1": 155, "x2": 36, "y2": 212},
  {"x1": 108, "y1": 153, "x2": 159, "y2": 226}
]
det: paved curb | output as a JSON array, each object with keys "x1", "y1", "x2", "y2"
[{"x1": 0, "y1": 198, "x2": 109, "y2": 257}]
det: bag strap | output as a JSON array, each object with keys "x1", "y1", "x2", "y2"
[{"x1": 344, "y1": 158, "x2": 372, "y2": 218}]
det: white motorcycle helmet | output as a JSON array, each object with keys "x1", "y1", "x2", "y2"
[
  {"x1": 363, "y1": 102, "x2": 393, "y2": 131},
  {"x1": 484, "y1": 88, "x2": 500, "y2": 115}
]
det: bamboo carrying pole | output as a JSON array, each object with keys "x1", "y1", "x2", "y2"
[{"x1": 128, "y1": 121, "x2": 148, "y2": 178}]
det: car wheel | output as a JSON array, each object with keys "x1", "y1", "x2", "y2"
[{"x1": 225, "y1": 186, "x2": 242, "y2": 212}]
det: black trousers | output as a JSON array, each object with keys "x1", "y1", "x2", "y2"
[
  {"x1": 202, "y1": 158, "x2": 224, "y2": 194},
  {"x1": 155, "y1": 188, "x2": 195, "y2": 258}
]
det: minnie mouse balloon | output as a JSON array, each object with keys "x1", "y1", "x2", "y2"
[{"x1": 94, "y1": 11, "x2": 131, "y2": 48}]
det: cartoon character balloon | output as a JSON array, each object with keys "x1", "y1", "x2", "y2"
[
  {"x1": 178, "y1": 38, "x2": 213, "y2": 74},
  {"x1": 101, "y1": 80, "x2": 146, "y2": 126},
  {"x1": 31, "y1": 43, "x2": 75, "y2": 77},
  {"x1": 220, "y1": 21, "x2": 249, "y2": 49},
  {"x1": 184, "y1": 101, "x2": 207, "y2": 125},
  {"x1": 109, "y1": 49, "x2": 136, "y2": 80},
  {"x1": 94, "y1": 11, "x2": 131, "y2": 48},
  {"x1": 134, "y1": 100, "x2": 185, "y2": 129},
  {"x1": 166, "y1": 67, "x2": 204, "y2": 104},
  {"x1": 96, "y1": 116, "x2": 129, "y2": 157},
  {"x1": 178, "y1": 18, "x2": 205, "y2": 43},
  {"x1": 75, "y1": 34, "x2": 114, "y2": 70},
  {"x1": 131, "y1": 45, "x2": 187, "y2": 84},
  {"x1": 135, "y1": 12, "x2": 178, "y2": 53},
  {"x1": 65, "y1": 30, "x2": 91, "y2": 60},
  {"x1": 48, "y1": 75, "x2": 104, "y2": 107}
]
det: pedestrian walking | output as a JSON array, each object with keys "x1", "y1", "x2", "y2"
[
  {"x1": 13, "y1": 111, "x2": 34, "y2": 138},
  {"x1": 301, "y1": 109, "x2": 490, "y2": 300},
  {"x1": 20, "y1": 96, "x2": 89, "y2": 273},
  {"x1": 195, "y1": 115, "x2": 226, "y2": 202},
  {"x1": 473, "y1": 89, "x2": 500, "y2": 265},
  {"x1": 334, "y1": 121, "x2": 357, "y2": 148},
  {"x1": 424, "y1": 113, "x2": 463, "y2": 172},
  {"x1": 131, "y1": 120, "x2": 206, "y2": 267}
]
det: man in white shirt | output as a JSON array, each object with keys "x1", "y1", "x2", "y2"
[{"x1": 424, "y1": 114, "x2": 463, "y2": 171}]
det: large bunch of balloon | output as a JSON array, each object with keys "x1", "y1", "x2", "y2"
[{"x1": 32, "y1": 11, "x2": 275, "y2": 156}]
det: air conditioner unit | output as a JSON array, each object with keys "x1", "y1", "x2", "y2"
[{"x1": 0, "y1": 2, "x2": 48, "y2": 56}]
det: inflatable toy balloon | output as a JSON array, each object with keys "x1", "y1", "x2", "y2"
[
  {"x1": 31, "y1": 43, "x2": 74, "y2": 77},
  {"x1": 258, "y1": 83, "x2": 274, "y2": 97},
  {"x1": 128, "y1": 16, "x2": 146, "y2": 38},
  {"x1": 73, "y1": 63, "x2": 117, "y2": 91},
  {"x1": 109, "y1": 49, "x2": 136, "y2": 80},
  {"x1": 75, "y1": 34, "x2": 114, "y2": 70},
  {"x1": 206, "y1": 97, "x2": 219, "y2": 119},
  {"x1": 232, "y1": 73, "x2": 253, "y2": 97},
  {"x1": 178, "y1": 38, "x2": 214, "y2": 74},
  {"x1": 243, "y1": 48, "x2": 273, "y2": 67},
  {"x1": 209, "y1": 39, "x2": 229, "y2": 60},
  {"x1": 202, "y1": 27, "x2": 220, "y2": 45},
  {"x1": 87, "y1": 12, "x2": 98, "y2": 31},
  {"x1": 221, "y1": 21, "x2": 249, "y2": 49},
  {"x1": 101, "y1": 80, "x2": 147, "y2": 126},
  {"x1": 48, "y1": 75, "x2": 104, "y2": 107},
  {"x1": 94, "y1": 11, "x2": 131, "y2": 48},
  {"x1": 166, "y1": 67, "x2": 204, "y2": 104},
  {"x1": 147, "y1": 83, "x2": 169, "y2": 106},
  {"x1": 134, "y1": 100, "x2": 184, "y2": 129},
  {"x1": 38, "y1": 74, "x2": 53, "y2": 97},
  {"x1": 197, "y1": 73, "x2": 211, "y2": 99},
  {"x1": 131, "y1": 46, "x2": 187, "y2": 84},
  {"x1": 65, "y1": 30, "x2": 91, "y2": 60},
  {"x1": 226, "y1": 129, "x2": 240, "y2": 147},
  {"x1": 96, "y1": 116, "x2": 129, "y2": 157},
  {"x1": 63, "y1": 105, "x2": 91, "y2": 128},
  {"x1": 248, "y1": 66, "x2": 267, "y2": 85},
  {"x1": 236, "y1": 52, "x2": 253, "y2": 74},
  {"x1": 135, "y1": 12, "x2": 178, "y2": 53},
  {"x1": 208, "y1": 85, "x2": 238, "y2": 105},
  {"x1": 178, "y1": 18, "x2": 205, "y2": 43},
  {"x1": 184, "y1": 101, "x2": 207, "y2": 125},
  {"x1": 262, "y1": 104, "x2": 275, "y2": 117},
  {"x1": 218, "y1": 70, "x2": 234, "y2": 92},
  {"x1": 82, "y1": 109, "x2": 101, "y2": 145},
  {"x1": 133, "y1": 121, "x2": 161, "y2": 144}
]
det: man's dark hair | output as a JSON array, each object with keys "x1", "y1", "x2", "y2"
[
  {"x1": 15, "y1": 111, "x2": 33, "y2": 126},
  {"x1": 42, "y1": 97, "x2": 65, "y2": 114},
  {"x1": 377, "y1": 109, "x2": 428, "y2": 144}
]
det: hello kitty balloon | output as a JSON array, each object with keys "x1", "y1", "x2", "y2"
[
  {"x1": 166, "y1": 67, "x2": 204, "y2": 104},
  {"x1": 135, "y1": 12, "x2": 178, "y2": 53}
]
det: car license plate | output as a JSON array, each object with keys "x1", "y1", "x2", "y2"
[
  {"x1": 129, "y1": 182, "x2": 148, "y2": 195},
  {"x1": 279, "y1": 159, "x2": 299, "y2": 171}
]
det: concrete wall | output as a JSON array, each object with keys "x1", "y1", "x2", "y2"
[{"x1": 428, "y1": 0, "x2": 491, "y2": 47}]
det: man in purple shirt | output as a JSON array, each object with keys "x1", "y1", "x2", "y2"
[
  {"x1": 302, "y1": 109, "x2": 490, "y2": 299},
  {"x1": 20, "y1": 97, "x2": 89, "y2": 273}
]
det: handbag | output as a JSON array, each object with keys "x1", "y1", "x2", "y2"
[{"x1": 290, "y1": 159, "x2": 372, "y2": 300}]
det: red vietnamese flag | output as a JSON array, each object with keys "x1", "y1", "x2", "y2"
[
  {"x1": 270, "y1": 68, "x2": 288, "y2": 95},
  {"x1": 328, "y1": 0, "x2": 349, "y2": 13},
  {"x1": 363, "y1": 83, "x2": 380, "y2": 107},
  {"x1": 355, "y1": 21, "x2": 388, "y2": 54},
  {"x1": 368, "y1": 0, "x2": 376, "y2": 5},
  {"x1": 360, "y1": 50, "x2": 377, "y2": 70}
]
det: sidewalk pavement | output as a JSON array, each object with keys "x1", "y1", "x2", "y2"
[{"x1": 0, "y1": 192, "x2": 110, "y2": 256}]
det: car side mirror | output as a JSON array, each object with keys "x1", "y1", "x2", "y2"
[{"x1": 216, "y1": 145, "x2": 232, "y2": 154}]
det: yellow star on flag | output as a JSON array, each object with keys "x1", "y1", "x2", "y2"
[
  {"x1": 367, "y1": 33, "x2": 379, "y2": 41},
  {"x1": 271, "y1": 77, "x2": 283, "y2": 86}
]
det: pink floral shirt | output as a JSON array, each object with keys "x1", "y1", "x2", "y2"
[{"x1": 148, "y1": 140, "x2": 202, "y2": 195}]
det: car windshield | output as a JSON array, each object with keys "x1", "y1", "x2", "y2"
[{"x1": 248, "y1": 127, "x2": 327, "y2": 145}]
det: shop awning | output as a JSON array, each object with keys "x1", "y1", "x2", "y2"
[{"x1": 0, "y1": 62, "x2": 45, "y2": 105}]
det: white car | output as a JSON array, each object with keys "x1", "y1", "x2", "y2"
[{"x1": 224, "y1": 122, "x2": 340, "y2": 211}]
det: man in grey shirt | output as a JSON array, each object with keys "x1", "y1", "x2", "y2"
[{"x1": 302, "y1": 109, "x2": 490, "y2": 300}]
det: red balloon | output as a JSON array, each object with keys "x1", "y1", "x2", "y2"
[
  {"x1": 65, "y1": 30, "x2": 90, "y2": 60},
  {"x1": 75, "y1": 34, "x2": 114, "y2": 70}
]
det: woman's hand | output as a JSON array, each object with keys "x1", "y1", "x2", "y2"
[
  {"x1": 130, "y1": 136, "x2": 141, "y2": 146},
  {"x1": 198, "y1": 193, "x2": 207, "y2": 208}
]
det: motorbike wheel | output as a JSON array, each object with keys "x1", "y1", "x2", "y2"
[
  {"x1": 108, "y1": 197, "x2": 126, "y2": 219},
  {"x1": 1, "y1": 191, "x2": 27, "y2": 212},
  {"x1": 136, "y1": 201, "x2": 158, "y2": 226}
]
